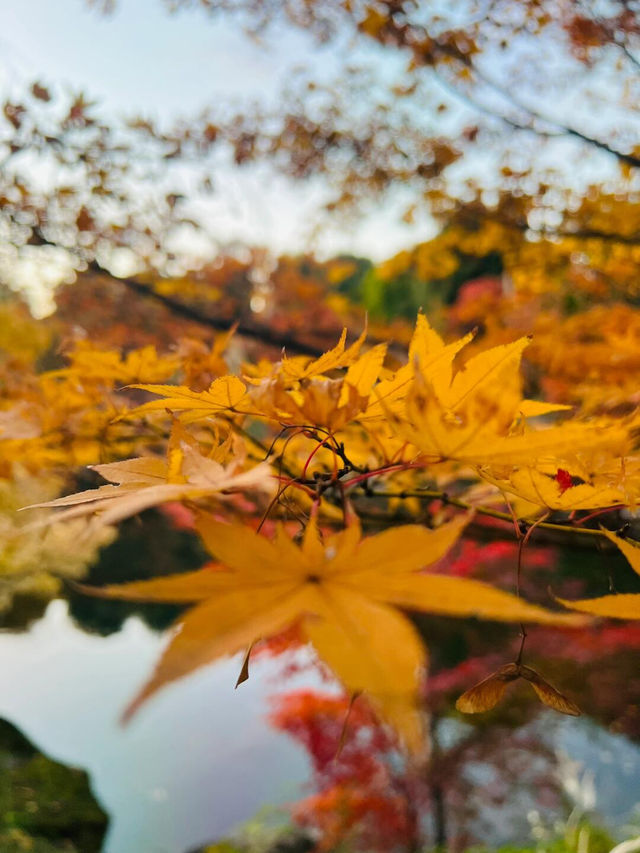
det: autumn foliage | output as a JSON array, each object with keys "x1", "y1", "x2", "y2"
[
  {"x1": 5, "y1": 2, "x2": 640, "y2": 848},
  {"x1": 0, "y1": 268, "x2": 637, "y2": 757}
]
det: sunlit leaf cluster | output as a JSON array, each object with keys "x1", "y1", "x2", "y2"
[{"x1": 3, "y1": 284, "x2": 638, "y2": 755}]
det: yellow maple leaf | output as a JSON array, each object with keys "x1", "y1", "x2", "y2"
[
  {"x1": 23, "y1": 440, "x2": 273, "y2": 526},
  {"x1": 49, "y1": 343, "x2": 180, "y2": 385},
  {"x1": 119, "y1": 375, "x2": 247, "y2": 422},
  {"x1": 481, "y1": 467, "x2": 627, "y2": 514},
  {"x1": 558, "y1": 530, "x2": 640, "y2": 619},
  {"x1": 390, "y1": 334, "x2": 533, "y2": 463},
  {"x1": 361, "y1": 314, "x2": 472, "y2": 422},
  {"x1": 247, "y1": 341, "x2": 388, "y2": 431},
  {"x1": 363, "y1": 320, "x2": 562, "y2": 441},
  {"x1": 438, "y1": 335, "x2": 530, "y2": 412},
  {"x1": 252, "y1": 377, "x2": 371, "y2": 432},
  {"x1": 389, "y1": 331, "x2": 628, "y2": 466},
  {"x1": 279, "y1": 327, "x2": 367, "y2": 383},
  {"x1": 339, "y1": 343, "x2": 387, "y2": 403},
  {"x1": 87, "y1": 514, "x2": 583, "y2": 753}
]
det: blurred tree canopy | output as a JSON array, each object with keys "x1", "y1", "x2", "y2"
[{"x1": 3, "y1": 0, "x2": 640, "y2": 313}]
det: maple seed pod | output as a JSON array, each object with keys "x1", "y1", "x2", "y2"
[
  {"x1": 455, "y1": 663, "x2": 518, "y2": 714},
  {"x1": 456, "y1": 663, "x2": 580, "y2": 716}
]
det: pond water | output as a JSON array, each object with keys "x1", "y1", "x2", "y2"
[
  {"x1": 0, "y1": 600, "x2": 315, "y2": 852},
  {"x1": 3, "y1": 597, "x2": 640, "y2": 851}
]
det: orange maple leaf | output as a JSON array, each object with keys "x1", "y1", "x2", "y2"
[{"x1": 83, "y1": 513, "x2": 584, "y2": 753}]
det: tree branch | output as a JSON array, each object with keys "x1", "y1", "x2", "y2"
[
  {"x1": 88, "y1": 260, "x2": 329, "y2": 357},
  {"x1": 436, "y1": 51, "x2": 640, "y2": 170},
  {"x1": 367, "y1": 488, "x2": 617, "y2": 544},
  {"x1": 454, "y1": 210, "x2": 640, "y2": 247}
]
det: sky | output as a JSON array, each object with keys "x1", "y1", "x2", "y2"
[
  {"x1": 0, "y1": 0, "x2": 433, "y2": 277},
  {"x1": 0, "y1": 0, "x2": 312, "y2": 115}
]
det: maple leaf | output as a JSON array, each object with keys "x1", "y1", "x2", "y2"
[
  {"x1": 360, "y1": 314, "x2": 473, "y2": 422},
  {"x1": 557, "y1": 529, "x2": 640, "y2": 619},
  {"x1": 23, "y1": 433, "x2": 273, "y2": 526},
  {"x1": 380, "y1": 331, "x2": 533, "y2": 462},
  {"x1": 375, "y1": 322, "x2": 625, "y2": 467},
  {"x1": 248, "y1": 341, "x2": 388, "y2": 431},
  {"x1": 176, "y1": 331, "x2": 233, "y2": 390},
  {"x1": 480, "y1": 467, "x2": 627, "y2": 514},
  {"x1": 555, "y1": 468, "x2": 574, "y2": 494},
  {"x1": 456, "y1": 662, "x2": 580, "y2": 716},
  {"x1": 278, "y1": 327, "x2": 368, "y2": 382},
  {"x1": 398, "y1": 385, "x2": 626, "y2": 468},
  {"x1": 85, "y1": 514, "x2": 584, "y2": 753},
  {"x1": 118, "y1": 375, "x2": 247, "y2": 422},
  {"x1": 49, "y1": 342, "x2": 180, "y2": 385},
  {"x1": 404, "y1": 320, "x2": 558, "y2": 421},
  {"x1": 339, "y1": 343, "x2": 388, "y2": 403},
  {"x1": 251, "y1": 376, "x2": 371, "y2": 432}
]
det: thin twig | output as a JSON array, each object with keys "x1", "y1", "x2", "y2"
[{"x1": 369, "y1": 489, "x2": 620, "y2": 541}]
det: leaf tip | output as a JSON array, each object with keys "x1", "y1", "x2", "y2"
[
  {"x1": 119, "y1": 692, "x2": 145, "y2": 726},
  {"x1": 235, "y1": 644, "x2": 254, "y2": 688}
]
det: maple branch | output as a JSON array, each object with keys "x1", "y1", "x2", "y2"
[
  {"x1": 461, "y1": 211, "x2": 640, "y2": 247},
  {"x1": 87, "y1": 261, "x2": 406, "y2": 361},
  {"x1": 88, "y1": 261, "x2": 328, "y2": 357},
  {"x1": 473, "y1": 63, "x2": 640, "y2": 169},
  {"x1": 229, "y1": 422, "x2": 300, "y2": 481},
  {"x1": 434, "y1": 54, "x2": 640, "y2": 170},
  {"x1": 300, "y1": 427, "x2": 368, "y2": 475},
  {"x1": 368, "y1": 489, "x2": 616, "y2": 542}
]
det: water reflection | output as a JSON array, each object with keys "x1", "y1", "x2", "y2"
[
  {"x1": 2, "y1": 596, "x2": 640, "y2": 851},
  {"x1": 0, "y1": 601, "x2": 312, "y2": 853}
]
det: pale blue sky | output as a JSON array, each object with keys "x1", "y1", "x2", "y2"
[{"x1": 0, "y1": 0, "x2": 316, "y2": 114}]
